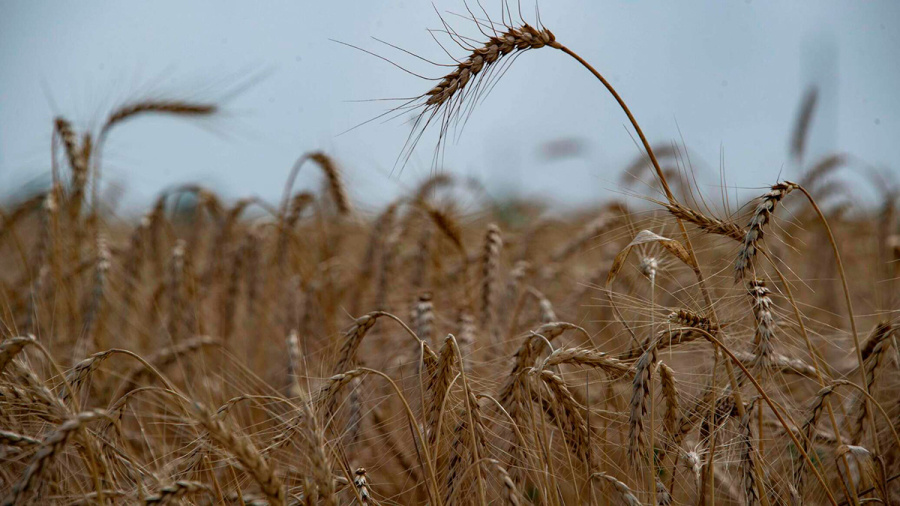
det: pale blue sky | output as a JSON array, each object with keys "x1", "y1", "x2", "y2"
[{"x1": 1, "y1": 1, "x2": 898, "y2": 212}]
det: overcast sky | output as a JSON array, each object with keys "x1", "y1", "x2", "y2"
[{"x1": 1, "y1": 1, "x2": 898, "y2": 213}]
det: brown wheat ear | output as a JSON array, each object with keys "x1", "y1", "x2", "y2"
[{"x1": 735, "y1": 181, "x2": 798, "y2": 281}]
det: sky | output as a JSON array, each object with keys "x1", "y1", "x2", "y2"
[{"x1": 1, "y1": 1, "x2": 899, "y2": 214}]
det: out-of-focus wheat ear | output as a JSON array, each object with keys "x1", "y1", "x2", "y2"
[
  {"x1": 52, "y1": 117, "x2": 79, "y2": 181},
  {"x1": 118, "y1": 215, "x2": 149, "y2": 332},
  {"x1": 0, "y1": 430, "x2": 40, "y2": 450},
  {"x1": 747, "y1": 279, "x2": 776, "y2": 373},
  {"x1": 851, "y1": 322, "x2": 893, "y2": 444},
  {"x1": 287, "y1": 329, "x2": 303, "y2": 398},
  {"x1": 590, "y1": 473, "x2": 641, "y2": 506},
  {"x1": 66, "y1": 131, "x2": 92, "y2": 224},
  {"x1": 117, "y1": 335, "x2": 220, "y2": 398},
  {"x1": 308, "y1": 152, "x2": 351, "y2": 216},
  {"x1": 480, "y1": 224, "x2": 503, "y2": 345},
  {"x1": 550, "y1": 213, "x2": 616, "y2": 265},
  {"x1": 527, "y1": 287, "x2": 557, "y2": 323},
  {"x1": 203, "y1": 197, "x2": 251, "y2": 287},
  {"x1": 144, "y1": 481, "x2": 211, "y2": 505},
  {"x1": 791, "y1": 86, "x2": 818, "y2": 163},
  {"x1": 455, "y1": 312, "x2": 476, "y2": 369},
  {"x1": 425, "y1": 204, "x2": 466, "y2": 259},
  {"x1": 734, "y1": 181, "x2": 799, "y2": 282},
  {"x1": 274, "y1": 191, "x2": 314, "y2": 268},
  {"x1": 166, "y1": 240, "x2": 187, "y2": 342},
  {"x1": 242, "y1": 225, "x2": 263, "y2": 327},
  {"x1": 219, "y1": 236, "x2": 246, "y2": 342},
  {"x1": 190, "y1": 403, "x2": 286, "y2": 506},
  {"x1": 412, "y1": 292, "x2": 435, "y2": 346},
  {"x1": 0, "y1": 336, "x2": 37, "y2": 373},
  {"x1": 24, "y1": 188, "x2": 59, "y2": 335},
  {"x1": 3, "y1": 409, "x2": 107, "y2": 506},
  {"x1": 78, "y1": 234, "x2": 111, "y2": 356},
  {"x1": 738, "y1": 398, "x2": 762, "y2": 506},
  {"x1": 375, "y1": 218, "x2": 402, "y2": 312},
  {"x1": 656, "y1": 478, "x2": 671, "y2": 506}
]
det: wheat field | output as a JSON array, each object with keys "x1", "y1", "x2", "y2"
[{"x1": 1, "y1": 8, "x2": 899, "y2": 506}]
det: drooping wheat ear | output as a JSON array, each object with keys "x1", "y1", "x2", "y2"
[
  {"x1": 0, "y1": 336, "x2": 37, "y2": 373},
  {"x1": 662, "y1": 201, "x2": 745, "y2": 242},
  {"x1": 3, "y1": 409, "x2": 107, "y2": 506},
  {"x1": 732, "y1": 351, "x2": 816, "y2": 377},
  {"x1": 101, "y1": 101, "x2": 216, "y2": 135},
  {"x1": 191, "y1": 403, "x2": 286, "y2": 506},
  {"x1": 118, "y1": 335, "x2": 219, "y2": 396},
  {"x1": 287, "y1": 329, "x2": 303, "y2": 398},
  {"x1": 62, "y1": 348, "x2": 121, "y2": 402},
  {"x1": 682, "y1": 449, "x2": 703, "y2": 491},
  {"x1": 657, "y1": 362, "x2": 680, "y2": 445},
  {"x1": 333, "y1": 313, "x2": 383, "y2": 374},
  {"x1": 837, "y1": 444, "x2": 879, "y2": 492},
  {"x1": 532, "y1": 368, "x2": 590, "y2": 462},
  {"x1": 590, "y1": 473, "x2": 641, "y2": 506},
  {"x1": 480, "y1": 223, "x2": 503, "y2": 342},
  {"x1": 144, "y1": 481, "x2": 211, "y2": 505},
  {"x1": 851, "y1": 322, "x2": 893, "y2": 444},
  {"x1": 352, "y1": 468, "x2": 371, "y2": 506},
  {"x1": 621, "y1": 309, "x2": 716, "y2": 360},
  {"x1": 747, "y1": 279, "x2": 776, "y2": 372},
  {"x1": 0, "y1": 430, "x2": 40, "y2": 450},
  {"x1": 427, "y1": 335, "x2": 457, "y2": 444},
  {"x1": 499, "y1": 322, "x2": 585, "y2": 412},
  {"x1": 540, "y1": 348, "x2": 632, "y2": 378},
  {"x1": 485, "y1": 459, "x2": 522, "y2": 506},
  {"x1": 794, "y1": 382, "x2": 840, "y2": 497},
  {"x1": 628, "y1": 347, "x2": 656, "y2": 465},
  {"x1": 309, "y1": 152, "x2": 351, "y2": 216},
  {"x1": 738, "y1": 398, "x2": 762, "y2": 506},
  {"x1": 735, "y1": 181, "x2": 799, "y2": 281},
  {"x1": 317, "y1": 368, "x2": 369, "y2": 409},
  {"x1": 404, "y1": 23, "x2": 556, "y2": 165},
  {"x1": 550, "y1": 213, "x2": 615, "y2": 264}
]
